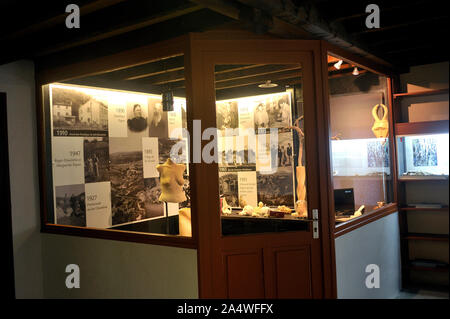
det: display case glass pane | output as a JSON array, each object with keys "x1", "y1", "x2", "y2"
[
  {"x1": 214, "y1": 63, "x2": 309, "y2": 236},
  {"x1": 42, "y1": 54, "x2": 192, "y2": 237},
  {"x1": 396, "y1": 133, "x2": 449, "y2": 179},
  {"x1": 327, "y1": 54, "x2": 393, "y2": 224}
]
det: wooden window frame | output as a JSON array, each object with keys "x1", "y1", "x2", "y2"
[
  {"x1": 36, "y1": 34, "x2": 198, "y2": 249},
  {"x1": 319, "y1": 42, "x2": 399, "y2": 237}
]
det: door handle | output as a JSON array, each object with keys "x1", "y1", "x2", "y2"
[{"x1": 312, "y1": 209, "x2": 319, "y2": 239}]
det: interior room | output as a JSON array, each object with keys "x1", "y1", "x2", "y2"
[{"x1": 1, "y1": 1, "x2": 448, "y2": 302}]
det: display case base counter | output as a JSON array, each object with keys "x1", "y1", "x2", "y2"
[{"x1": 221, "y1": 214, "x2": 310, "y2": 236}]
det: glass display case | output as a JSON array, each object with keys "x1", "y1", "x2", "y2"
[
  {"x1": 326, "y1": 54, "x2": 394, "y2": 224},
  {"x1": 214, "y1": 63, "x2": 310, "y2": 235},
  {"x1": 396, "y1": 133, "x2": 449, "y2": 180},
  {"x1": 41, "y1": 53, "x2": 193, "y2": 238}
]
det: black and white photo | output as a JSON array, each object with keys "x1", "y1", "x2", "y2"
[
  {"x1": 148, "y1": 97, "x2": 169, "y2": 138},
  {"x1": 159, "y1": 138, "x2": 188, "y2": 164},
  {"x1": 83, "y1": 137, "x2": 110, "y2": 183},
  {"x1": 413, "y1": 137, "x2": 438, "y2": 167},
  {"x1": 126, "y1": 99, "x2": 148, "y2": 138},
  {"x1": 51, "y1": 84, "x2": 108, "y2": 137},
  {"x1": 219, "y1": 172, "x2": 239, "y2": 207},
  {"x1": 257, "y1": 170, "x2": 294, "y2": 207},
  {"x1": 55, "y1": 184, "x2": 86, "y2": 227},
  {"x1": 268, "y1": 94, "x2": 292, "y2": 129},
  {"x1": 254, "y1": 101, "x2": 270, "y2": 129},
  {"x1": 141, "y1": 178, "x2": 164, "y2": 219},
  {"x1": 367, "y1": 140, "x2": 389, "y2": 168},
  {"x1": 276, "y1": 131, "x2": 295, "y2": 169},
  {"x1": 109, "y1": 137, "x2": 145, "y2": 225},
  {"x1": 217, "y1": 100, "x2": 238, "y2": 131}
]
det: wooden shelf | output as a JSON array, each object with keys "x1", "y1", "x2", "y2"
[
  {"x1": 400, "y1": 206, "x2": 449, "y2": 212},
  {"x1": 394, "y1": 87, "x2": 449, "y2": 292},
  {"x1": 402, "y1": 282, "x2": 450, "y2": 293},
  {"x1": 395, "y1": 120, "x2": 449, "y2": 135},
  {"x1": 393, "y1": 88, "x2": 449, "y2": 99},
  {"x1": 404, "y1": 233, "x2": 449, "y2": 242},
  {"x1": 398, "y1": 177, "x2": 448, "y2": 182},
  {"x1": 408, "y1": 265, "x2": 450, "y2": 272}
]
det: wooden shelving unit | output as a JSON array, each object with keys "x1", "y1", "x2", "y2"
[
  {"x1": 400, "y1": 206, "x2": 449, "y2": 212},
  {"x1": 395, "y1": 120, "x2": 449, "y2": 136},
  {"x1": 392, "y1": 85, "x2": 449, "y2": 291},
  {"x1": 393, "y1": 88, "x2": 449, "y2": 99},
  {"x1": 404, "y1": 233, "x2": 449, "y2": 242}
]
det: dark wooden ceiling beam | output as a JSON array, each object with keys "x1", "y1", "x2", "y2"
[
  {"x1": 215, "y1": 70, "x2": 302, "y2": 90},
  {"x1": 35, "y1": 3, "x2": 204, "y2": 56},
  {"x1": 1, "y1": 0, "x2": 128, "y2": 41},
  {"x1": 330, "y1": 0, "x2": 428, "y2": 23},
  {"x1": 215, "y1": 64, "x2": 265, "y2": 74},
  {"x1": 216, "y1": 76, "x2": 302, "y2": 91},
  {"x1": 352, "y1": 15, "x2": 447, "y2": 36},
  {"x1": 215, "y1": 64, "x2": 301, "y2": 82}
]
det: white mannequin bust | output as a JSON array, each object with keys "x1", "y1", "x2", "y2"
[{"x1": 157, "y1": 158, "x2": 187, "y2": 203}]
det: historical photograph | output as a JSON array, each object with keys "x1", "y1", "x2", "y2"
[
  {"x1": 217, "y1": 100, "x2": 239, "y2": 131},
  {"x1": 275, "y1": 131, "x2": 294, "y2": 169},
  {"x1": 219, "y1": 172, "x2": 239, "y2": 207},
  {"x1": 159, "y1": 138, "x2": 188, "y2": 164},
  {"x1": 367, "y1": 140, "x2": 389, "y2": 168},
  {"x1": 254, "y1": 100, "x2": 270, "y2": 129},
  {"x1": 109, "y1": 137, "x2": 145, "y2": 225},
  {"x1": 257, "y1": 171, "x2": 294, "y2": 207},
  {"x1": 55, "y1": 184, "x2": 86, "y2": 227},
  {"x1": 148, "y1": 97, "x2": 168, "y2": 138},
  {"x1": 51, "y1": 85, "x2": 108, "y2": 137},
  {"x1": 141, "y1": 178, "x2": 164, "y2": 219},
  {"x1": 268, "y1": 93, "x2": 292, "y2": 129},
  {"x1": 126, "y1": 100, "x2": 148, "y2": 138},
  {"x1": 83, "y1": 137, "x2": 110, "y2": 183},
  {"x1": 413, "y1": 138, "x2": 438, "y2": 167},
  {"x1": 252, "y1": 93, "x2": 292, "y2": 132}
]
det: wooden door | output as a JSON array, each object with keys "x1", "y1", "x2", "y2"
[{"x1": 189, "y1": 37, "x2": 331, "y2": 298}]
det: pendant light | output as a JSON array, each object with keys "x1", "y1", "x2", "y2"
[{"x1": 333, "y1": 59, "x2": 343, "y2": 69}]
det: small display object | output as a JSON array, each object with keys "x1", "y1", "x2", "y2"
[
  {"x1": 371, "y1": 104, "x2": 389, "y2": 138},
  {"x1": 396, "y1": 133, "x2": 449, "y2": 180},
  {"x1": 157, "y1": 158, "x2": 187, "y2": 203}
]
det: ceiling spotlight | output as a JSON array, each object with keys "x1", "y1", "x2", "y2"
[
  {"x1": 333, "y1": 59, "x2": 343, "y2": 69},
  {"x1": 352, "y1": 66, "x2": 359, "y2": 76},
  {"x1": 258, "y1": 80, "x2": 278, "y2": 88}
]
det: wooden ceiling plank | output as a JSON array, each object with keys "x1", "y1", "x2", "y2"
[
  {"x1": 216, "y1": 71, "x2": 302, "y2": 90},
  {"x1": 35, "y1": 4, "x2": 204, "y2": 56},
  {"x1": 215, "y1": 64, "x2": 301, "y2": 83}
]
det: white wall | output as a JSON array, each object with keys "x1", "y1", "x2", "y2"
[
  {"x1": 335, "y1": 213, "x2": 401, "y2": 299},
  {"x1": 1, "y1": 60, "x2": 44, "y2": 298},
  {"x1": 42, "y1": 234, "x2": 198, "y2": 298},
  {"x1": 1, "y1": 60, "x2": 199, "y2": 298}
]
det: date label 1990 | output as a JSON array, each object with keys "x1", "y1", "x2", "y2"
[{"x1": 177, "y1": 303, "x2": 274, "y2": 317}]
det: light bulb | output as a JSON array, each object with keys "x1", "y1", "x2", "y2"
[
  {"x1": 352, "y1": 66, "x2": 359, "y2": 75},
  {"x1": 333, "y1": 60, "x2": 343, "y2": 69}
]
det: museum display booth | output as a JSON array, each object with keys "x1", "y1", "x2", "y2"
[{"x1": 36, "y1": 32, "x2": 400, "y2": 298}]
